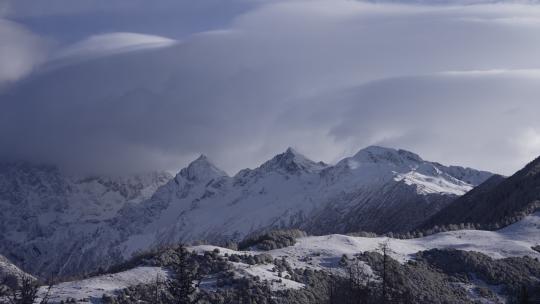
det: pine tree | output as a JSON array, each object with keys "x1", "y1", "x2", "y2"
[{"x1": 165, "y1": 245, "x2": 200, "y2": 304}]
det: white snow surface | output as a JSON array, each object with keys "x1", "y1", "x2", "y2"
[
  {"x1": 193, "y1": 212, "x2": 540, "y2": 273},
  {"x1": 0, "y1": 255, "x2": 34, "y2": 283},
  {"x1": 232, "y1": 262, "x2": 304, "y2": 291},
  {"x1": 40, "y1": 267, "x2": 168, "y2": 304},
  {"x1": 394, "y1": 171, "x2": 473, "y2": 195},
  {"x1": 272, "y1": 212, "x2": 539, "y2": 271}
]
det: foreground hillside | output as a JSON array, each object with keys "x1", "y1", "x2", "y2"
[{"x1": 35, "y1": 212, "x2": 540, "y2": 303}]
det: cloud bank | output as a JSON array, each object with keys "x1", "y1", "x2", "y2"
[{"x1": 1, "y1": 0, "x2": 540, "y2": 175}]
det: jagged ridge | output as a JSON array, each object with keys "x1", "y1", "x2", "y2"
[{"x1": 0, "y1": 146, "x2": 493, "y2": 277}]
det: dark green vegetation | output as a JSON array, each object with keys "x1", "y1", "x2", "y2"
[{"x1": 238, "y1": 230, "x2": 307, "y2": 251}]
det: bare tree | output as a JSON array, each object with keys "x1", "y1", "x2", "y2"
[
  {"x1": 378, "y1": 239, "x2": 394, "y2": 303},
  {"x1": 2, "y1": 275, "x2": 54, "y2": 304},
  {"x1": 7, "y1": 275, "x2": 39, "y2": 304},
  {"x1": 152, "y1": 273, "x2": 164, "y2": 304}
]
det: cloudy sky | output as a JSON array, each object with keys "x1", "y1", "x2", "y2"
[{"x1": 1, "y1": 0, "x2": 540, "y2": 175}]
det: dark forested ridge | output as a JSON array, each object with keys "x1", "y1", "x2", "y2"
[{"x1": 419, "y1": 155, "x2": 540, "y2": 230}]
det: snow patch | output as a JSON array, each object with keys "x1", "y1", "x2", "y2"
[
  {"x1": 394, "y1": 171, "x2": 473, "y2": 195},
  {"x1": 232, "y1": 262, "x2": 304, "y2": 291},
  {"x1": 41, "y1": 267, "x2": 168, "y2": 303}
]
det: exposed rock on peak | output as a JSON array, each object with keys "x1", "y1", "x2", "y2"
[
  {"x1": 177, "y1": 154, "x2": 228, "y2": 183},
  {"x1": 258, "y1": 147, "x2": 327, "y2": 174}
]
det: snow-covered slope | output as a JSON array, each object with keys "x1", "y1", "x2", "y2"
[
  {"x1": 0, "y1": 147, "x2": 492, "y2": 278},
  {"x1": 77, "y1": 146, "x2": 490, "y2": 274},
  {"x1": 0, "y1": 255, "x2": 34, "y2": 288},
  {"x1": 40, "y1": 212, "x2": 540, "y2": 303},
  {"x1": 39, "y1": 267, "x2": 168, "y2": 304},
  {"x1": 0, "y1": 163, "x2": 172, "y2": 277},
  {"x1": 267, "y1": 211, "x2": 540, "y2": 271},
  {"x1": 194, "y1": 211, "x2": 540, "y2": 275}
]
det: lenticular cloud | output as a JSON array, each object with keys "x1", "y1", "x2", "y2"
[{"x1": 54, "y1": 32, "x2": 177, "y2": 61}]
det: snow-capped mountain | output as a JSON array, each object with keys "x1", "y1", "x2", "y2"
[
  {"x1": 108, "y1": 147, "x2": 491, "y2": 267},
  {"x1": 303, "y1": 146, "x2": 493, "y2": 234},
  {"x1": 0, "y1": 146, "x2": 492, "y2": 278},
  {"x1": 0, "y1": 162, "x2": 172, "y2": 277}
]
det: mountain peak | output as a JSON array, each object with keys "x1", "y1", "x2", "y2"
[
  {"x1": 260, "y1": 147, "x2": 327, "y2": 174},
  {"x1": 352, "y1": 145, "x2": 423, "y2": 165},
  {"x1": 521, "y1": 155, "x2": 540, "y2": 178},
  {"x1": 178, "y1": 154, "x2": 228, "y2": 182},
  {"x1": 285, "y1": 147, "x2": 298, "y2": 155},
  {"x1": 195, "y1": 154, "x2": 209, "y2": 162}
]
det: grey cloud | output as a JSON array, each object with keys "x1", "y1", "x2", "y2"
[
  {"x1": 0, "y1": 18, "x2": 48, "y2": 85},
  {"x1": 1, "y1": 1, "x2": 540, "y2": 175},
  {"x1": 288, "y1": 71, "x2": 540, "y2": 174}
]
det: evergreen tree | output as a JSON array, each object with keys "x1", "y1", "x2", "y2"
[{"x1": 164, "y1": 245, "x2": 200, "y2": 304}]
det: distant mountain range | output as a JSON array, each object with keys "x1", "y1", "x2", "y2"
[{"x1": 0, "y1": 146, "x2": 493, "y2": 277}]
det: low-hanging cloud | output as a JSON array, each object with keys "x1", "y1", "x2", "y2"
[
  {"x1": 0, "y1": 18, "x2": 48, "y2": 85},
  {"x1": 1, "y1": 0, "x2": 540, "y2": 175}
]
